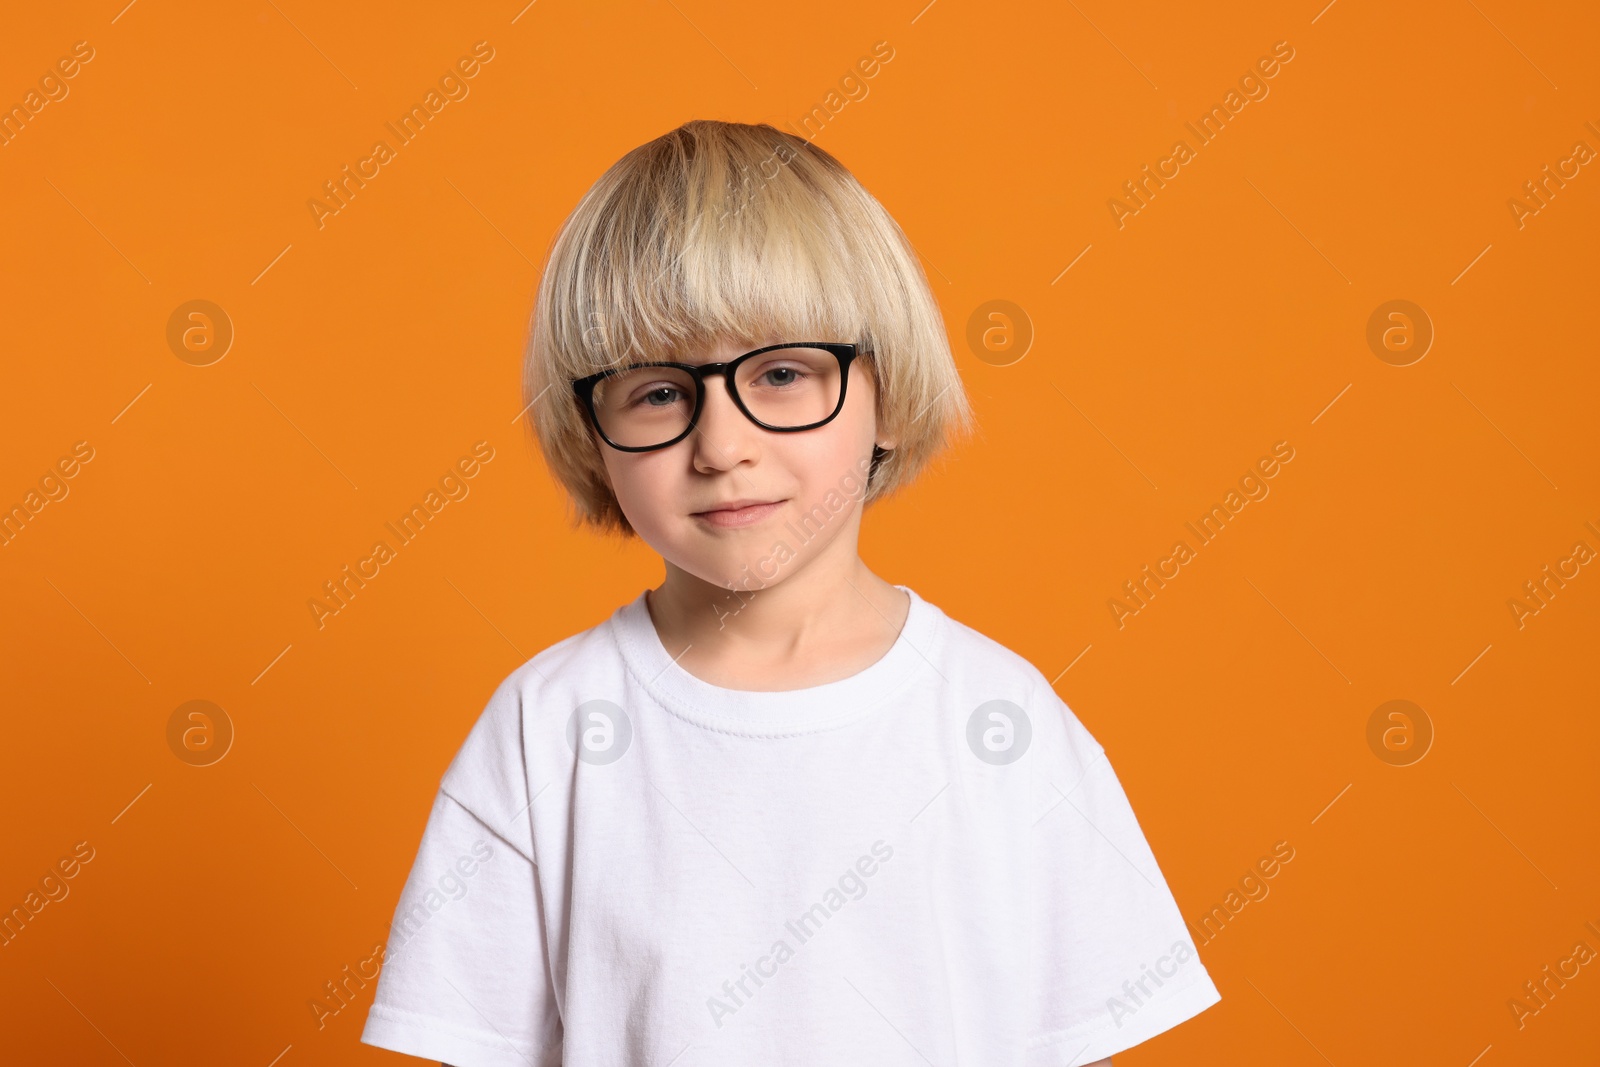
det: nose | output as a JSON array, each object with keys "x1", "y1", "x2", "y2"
[{"x1": 690, "y1": 371, "x2": 759, "y2": 473}]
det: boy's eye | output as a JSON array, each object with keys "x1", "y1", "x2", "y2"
[
  {"x1": 627, "y1": 383, "x2": 686, "y2": 408},
  {"x1": 594, "y1": 364, "x2": 697, "y2": 414},
  {"x1": 751, "y1": 363, "x2": 808, "y2": 389}
]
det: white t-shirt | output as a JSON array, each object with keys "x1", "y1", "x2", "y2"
[{"x1": 361, "y1": 586, "x2": 1219, "y2": 1066}]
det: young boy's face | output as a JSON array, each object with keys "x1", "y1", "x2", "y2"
[{"x1": 595, "y1": 333, "x2": 889, "y2": 592}]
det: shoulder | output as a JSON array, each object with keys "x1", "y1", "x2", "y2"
[
  {"x1": 469, "y1": 610, "x2": 619, "y2": 730},
  {"x1": 921, "y1": 594, "x2": 1106, "y2": 774},
  {"x1": 436, "y1": 605, "x2": 628, "y2": 849},
  {"x1": 932, "y1": 603, "x2": 1054, "y2": 691}
]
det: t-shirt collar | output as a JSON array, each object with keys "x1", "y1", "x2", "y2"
[{"x1": 610, "y1": 584, "x2": 940, "y2": 737}]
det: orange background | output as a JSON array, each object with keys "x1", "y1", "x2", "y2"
[{"x1": 2, "y1": 0, "x2": 1597, "y2": 1063}]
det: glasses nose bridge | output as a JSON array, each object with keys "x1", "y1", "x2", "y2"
[
  {"x1": 692, "y1": 359, "x2": 752, "y2": 432},
  {"x1": 696, "y1": 359, "x2": 737, "y2": 386}
]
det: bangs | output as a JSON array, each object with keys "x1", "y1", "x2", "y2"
[{"x1": 541, "y1": 127, "x2": 888, "y2": 378}]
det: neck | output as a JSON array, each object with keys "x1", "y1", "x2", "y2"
[{"x1": 644, "y1": 526, "x2": 908, "y2": 681}]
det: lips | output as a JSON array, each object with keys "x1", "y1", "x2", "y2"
[
  {"x1": 692, "y1": 499, "x2": 786, "y2": 528},
  {"x1": 696, "y1": 498, "x2": 778, "y2": 514}
]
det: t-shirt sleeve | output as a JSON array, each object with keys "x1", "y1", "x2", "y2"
[
  {"x1": 1024, "y1": 680, "x2": 1221, "y2": 1063},
  {"x1": 361, "y1": 674, "x2": 563, "y2": 1067}
]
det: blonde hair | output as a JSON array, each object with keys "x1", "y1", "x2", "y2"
[{"x1": 524, "y1": 119, "x2": 973, "y2": 537}]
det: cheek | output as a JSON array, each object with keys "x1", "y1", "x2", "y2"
[
  {"x1": 603, "y1": 453, "x2": 671, "y2": 524},
  {"x1": 836, "y1": 370, "x2": 880, "y2": 447}
]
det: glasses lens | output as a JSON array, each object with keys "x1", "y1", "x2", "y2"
[
  {"x1": 587, "y1": 347, "x2": 846, "y2": 449},
  {"x1": 591, "y1": 364, "x2": 697, "y2": 448},
  {"x1": 734, "y1": 346, "x2": 843, "y2": 429}
]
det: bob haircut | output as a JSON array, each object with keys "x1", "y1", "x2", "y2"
[{"x1": 523, "y1": 118, "x2": 973, "y2": 538}]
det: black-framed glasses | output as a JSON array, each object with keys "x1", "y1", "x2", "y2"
[{"x1": 571, "y1": 342, "x2": 862, "y2": 453}]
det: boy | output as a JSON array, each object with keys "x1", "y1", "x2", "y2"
[{"x1": 361, "y1": 120, "x2": 1219, "y2": 1066}]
